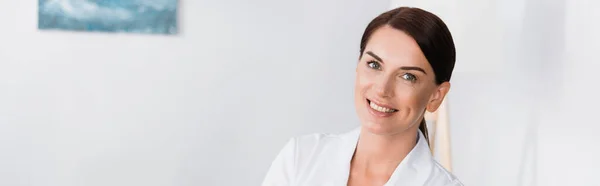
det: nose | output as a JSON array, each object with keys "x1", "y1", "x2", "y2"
[{"x1": 373, "y1": 75, "x2": 394, "y2": 98}]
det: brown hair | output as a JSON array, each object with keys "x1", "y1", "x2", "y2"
[{"x1": 358, "y1": 7, "x2": 456, "y2": 143}]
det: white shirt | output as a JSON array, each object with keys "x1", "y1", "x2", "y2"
[{"x1": 261, "y1": 127, "x2": 463, "y2": 186}]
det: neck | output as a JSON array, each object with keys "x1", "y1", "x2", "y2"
[{"x1": 351, "y1": 127, "x2": 419, "y2": 176}]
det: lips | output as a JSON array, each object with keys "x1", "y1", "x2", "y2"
[{"x1": 367, "y1": 99, "x2": 398, "y2": 113}]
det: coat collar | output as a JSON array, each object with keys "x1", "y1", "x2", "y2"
[{"x1": 341, "y1": 127, "x2": 433, "y2": 185}]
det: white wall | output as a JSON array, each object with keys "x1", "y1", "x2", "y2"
[
  {"x1": 0, "y1": 0, "x2": 390, "y2": 185},
  {"x1": 538, "y1": 0, "x2": 600, "y2": 185}
]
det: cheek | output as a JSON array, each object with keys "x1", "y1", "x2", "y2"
[
  {"x1": 355, "y1": 67, "x2": 374, "y2": 92},
  {"x1": 393, "y1": 85, "x2": 431, "y2": 110}
]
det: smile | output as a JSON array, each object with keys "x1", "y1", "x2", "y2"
[{"x1": 367, "y1": 99, "x2": 398, "y2": 113}]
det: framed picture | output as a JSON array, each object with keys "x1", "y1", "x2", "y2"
[{"x1": 38, "y1": 0, "x2": 178, "y2": 35}]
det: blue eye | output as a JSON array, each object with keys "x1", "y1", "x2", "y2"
[
  {"x1": 367, "y1": 61, "x2": 381, "y2": 70},
  {"x1": 401, "y1": 73, "x2": 417, "y2": 82}
]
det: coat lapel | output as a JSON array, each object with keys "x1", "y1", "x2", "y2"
[
  {"x1": 336, "y1": 127, "x2": 361, "y2": 185},
  {"x1": 384, "y1": 130, "x2": 433, "y2": 185}
]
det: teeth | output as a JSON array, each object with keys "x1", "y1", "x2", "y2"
[{"x1": 369, "y1": 101, "x2": 396, "y2": 113}]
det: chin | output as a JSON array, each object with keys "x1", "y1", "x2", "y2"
[{"x1": 361, "y1": 121, "x2": 400, "y2": 135}]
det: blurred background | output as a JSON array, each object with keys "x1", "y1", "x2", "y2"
[{"x1": 1, "y1": 0, "x2": 599, "y2": 185}]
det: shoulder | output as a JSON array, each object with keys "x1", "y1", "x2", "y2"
[
  {"x1": 291, "y1": 128, "x2": 357, "y2": 163},
  {"x1": 276, "y1": 128, "x2": 353, "y2": 152},
  {"x1": 261, "y1": 128, "x2": 358, "y2": 186},
  {"x1": 294, "y1": 129, "x2": 354, "y2": 150},
  {"x1": 424, "y1": 161, "x2": 464, "y2": 186}
]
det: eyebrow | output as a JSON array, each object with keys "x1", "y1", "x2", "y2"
[
  {"x1": 400, "y1": 66, "x2": 427, "y2": 74},
  {"x1": 365, "y1": 51, "x2": 427, "y2": 75},
  {"x1": 366, "y1": 51, "x2": 383, "y2": 62}
]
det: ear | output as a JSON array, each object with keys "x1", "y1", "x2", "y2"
[{"x1": 426, "y1": 82, "x2": 451, "y2": 112}]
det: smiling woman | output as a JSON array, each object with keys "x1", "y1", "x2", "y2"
[{"x1": 262, "y1": 7, "x2": 462, "y2": 186}]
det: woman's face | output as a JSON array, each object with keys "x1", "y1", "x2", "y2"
[{"x1": 355, "y1": 25, "x2": 450, "y2": 135}]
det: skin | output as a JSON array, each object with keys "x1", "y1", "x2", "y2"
[{"x1": 347, "y1": 25, "x2": 451, "y2": 186}]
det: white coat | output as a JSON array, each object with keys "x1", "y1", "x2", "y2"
[{"x1": 261, "y1": 127, "x2": 463, "y2": 186}]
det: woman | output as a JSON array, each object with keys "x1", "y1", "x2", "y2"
[{"x1": 262, "y1": 7, "x2": 462, "y2": 186}]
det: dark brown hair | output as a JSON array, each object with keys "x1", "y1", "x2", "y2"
[{"x1": 359, "y1": 7, "x2": 456, "y2": 143}]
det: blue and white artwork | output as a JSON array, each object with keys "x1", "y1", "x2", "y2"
[{"x1": 38, "y1": 0, "x2": 178, "y2": 35}]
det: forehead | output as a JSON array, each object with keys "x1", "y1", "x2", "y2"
[{"x1": 364, "y1": 25, "x2": 429, "y2": 68}]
